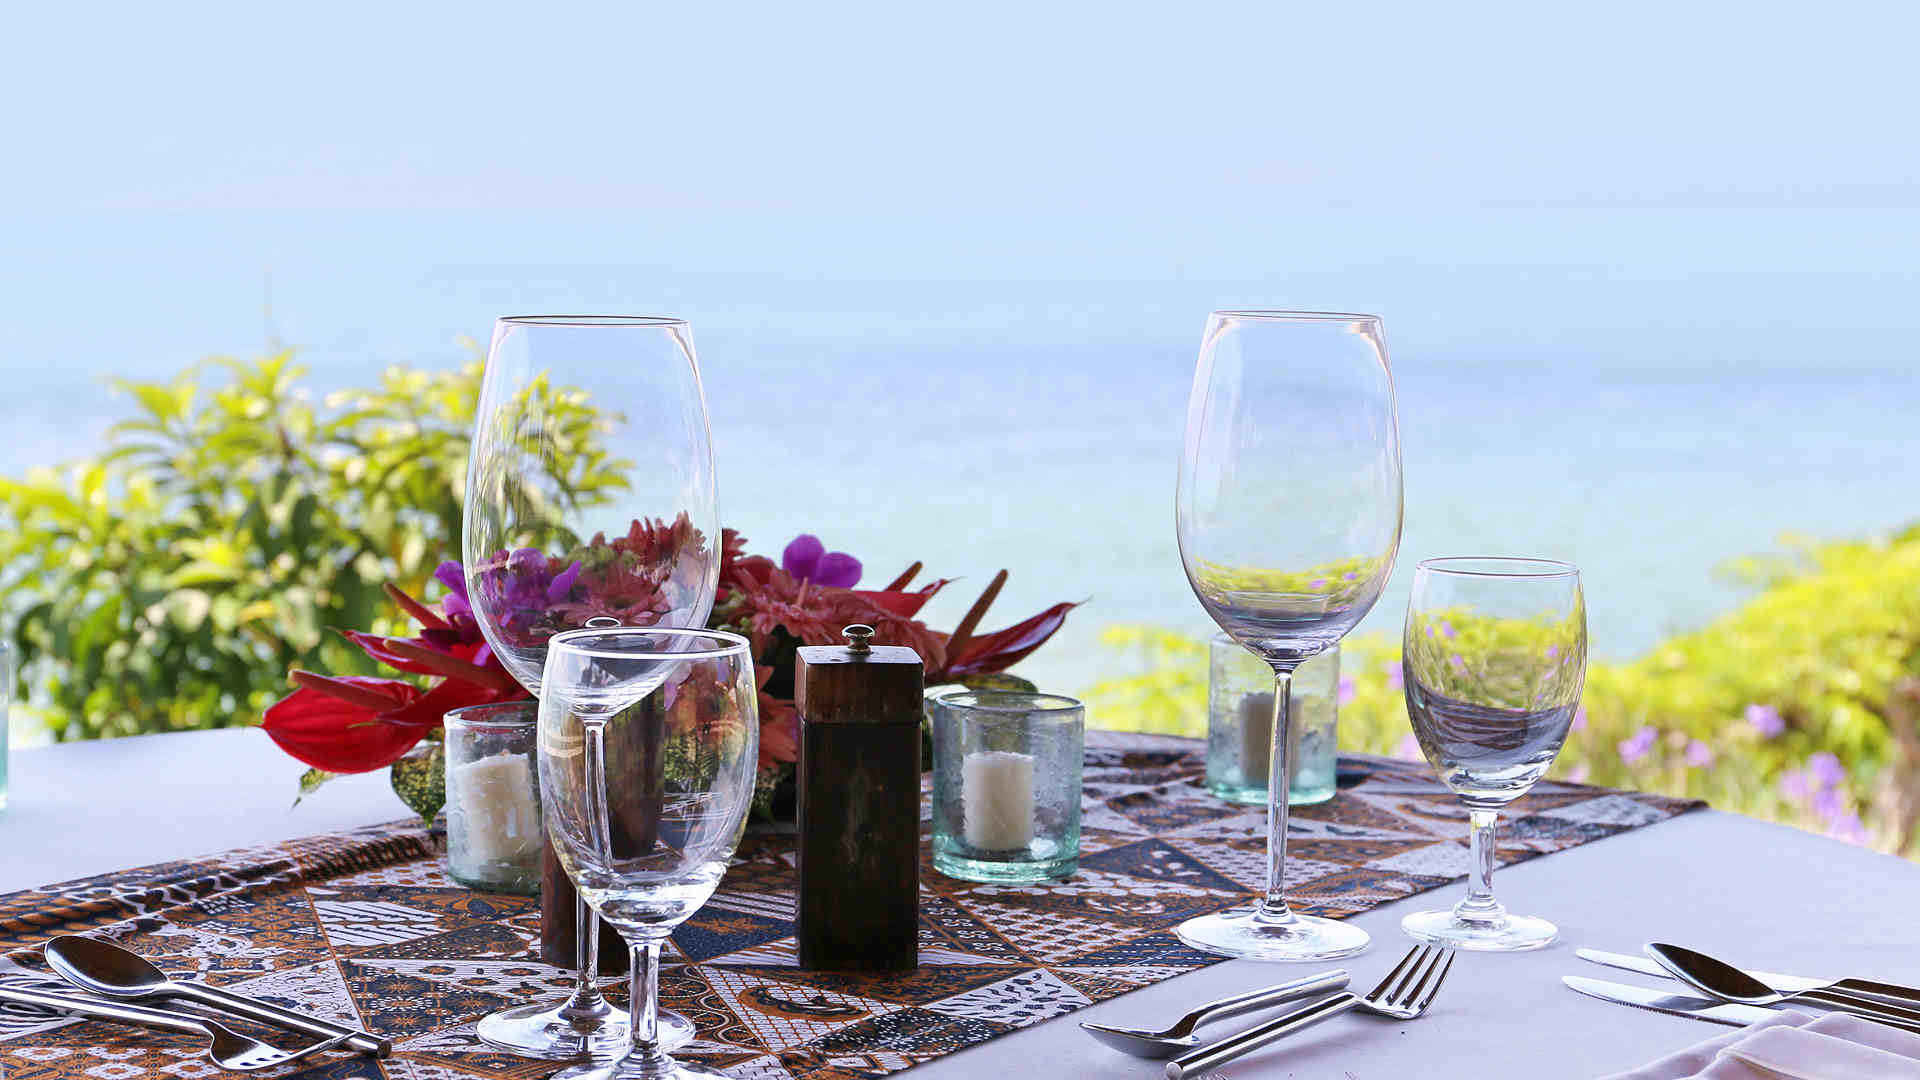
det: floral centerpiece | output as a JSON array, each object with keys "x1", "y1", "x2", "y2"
[{"x1": 264, "y1": 522, "x2": 1077, "y2": 821}]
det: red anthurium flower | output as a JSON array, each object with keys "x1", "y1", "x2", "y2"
[
  {"x1": 939, "y1": 601, "x2": 1083, "y2": 679},
  {"x1": 262, "y1": 675, "x2": 434, "y2": 773}
]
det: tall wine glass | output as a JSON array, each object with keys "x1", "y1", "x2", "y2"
[
  {"x1": 464, "y1": 316, "x2": 719, "y2": 1057},
  {"x1": 1401, "y1": 557, "x2": 1586, "y2": 951},
  {"x1": 1175, "y1": 310, "x2": 1402, "y2": 962},
  {"x1": 538, "y1": 627, "x2": 758, "y2": 1080}
]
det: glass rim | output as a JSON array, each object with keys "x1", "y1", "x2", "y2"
[
  {"x1": 1210, "y1": 309, "x2": 1382, "y2": 323},
  {"x1": 496, "y1": 314, "x2": 689, "y2": 328},
  {"x1": 931, "y1": 688, "x2": 1084, "y2": 715},
  {"x1": 547, "y1": 625, "x2": 751, "y2": 662},
  {"x1": 443, "y1": 699, "x2": 538, "y2": 729},
  {"x1": 1415, "y1": 556, "x2": 1579, "y2": 579}
]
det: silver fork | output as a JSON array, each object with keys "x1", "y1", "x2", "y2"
[{"x1": 1165, "y1": 945, "x2": 1456, "y2": 1080}]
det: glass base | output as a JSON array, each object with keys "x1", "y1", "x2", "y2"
[
  {"x1": 476, "y1": 1000, "x2": 694, "y2": 1059},
  {"x1": 1401, "y1": 907, "x2": 1557, "y2": 952},
  {"x1": 1205, "y1": 778, "x2": 1336, "y2": 808},
  {"x1": 555, "y1": 1056, "x2": 729, "y2": 1080},
  {"x1": 1175, "y1": 906, "x2": 1370, "y2": 962},
  {"x1": 933, "y1": 849, "x2": 1077, "y2": 884}
]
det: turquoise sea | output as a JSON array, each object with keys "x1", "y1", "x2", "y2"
[{"x1": 3, "y1": 210, "x2": 1917, "y2": 705}]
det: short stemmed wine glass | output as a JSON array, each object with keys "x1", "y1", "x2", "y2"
[
  {"x1": 538, "y1": 627, "x2": 758, "y2": 1080},
  {"x1": 463, "y1": 315, "x2": 719, "y2": 1057},
  {"x1": 1175, "y1": 311, "x2": 1402, "y2": 962},
  {"x1": 1400, "y1": 557, "x2": 1587, "y2": 951}
]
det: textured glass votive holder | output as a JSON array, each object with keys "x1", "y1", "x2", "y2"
[
  {"x1": 443, "y1": 701, "x2": 542, "y2": 895},
  {"x1": 1206, "y1": 635, "x2": 1340, "y2": 807},
  {"x1": 930, "y1": 690, "x2": 1083, "y2": 883}
]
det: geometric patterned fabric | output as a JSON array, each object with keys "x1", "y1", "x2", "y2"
[{"x1": 0, "y1": 739, "x2": 1699, "y2": 1079}]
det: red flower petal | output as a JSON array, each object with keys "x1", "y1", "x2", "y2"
[
  {"x1": 342, "y1": 630, "x2": 481, "y2": 674},
  {"x1": 262, "y1": 680, "x2": 431, "y2": 773},
  {"x1": 851, "y1": 578, "x2": 952, "y2": 619},
  {"x1": 379, "y1": 678, "x2": 527, "y2": 731},
  {"x1": 944, "y1": 601, "x2": 1082, "y2": 678}
]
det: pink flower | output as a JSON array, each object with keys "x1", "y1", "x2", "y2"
[
  {"x1": 1571, "y1": 705, "x2": 1588, "y2": 732},
  {"x1": 1618, "y1": 727, "x2": 1656, "y2": 764},
  {"x1": 1684, "y1": 740, "x2": 1714, "y2": 769},
  {"x1": 782, "y1": 534, "x2": 863, "y2": 588},
  {"x1": 1567, "y1": 763, "x2": 1591, "y2": 783},
  {"x1": 1394, "y1": 734, "x2": 1423, "y2": 761},
  {"x1": 1808, "y1": 752, "x2": 1845, "y2": 790},
  {"x1": 1337, "y1": 677, "x2": 1356, "y2": 707},
  {"x1": 1385, "y1": 660, "x2": 1404, "y2": 691},
  {"x1": 1778, "y1": 768, "x2": 1810, "y2": 804}
]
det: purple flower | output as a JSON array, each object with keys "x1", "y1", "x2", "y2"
[
  {"x1": 1811, "y1": 786, "x2": 1846, "y2": 824},
  {"x1": 1684, "y1": 739, "x2": 1714, "y2": 769},
  {"x1": 1826, "y1": 811, "x2": 1871, "y2": 846},
  {"x1": 1778, "y1": 768, "x2": 1810, "y2": 804},
  {"x1": 1617, "y1": 727, "x2": 1656, "y2": 764},
  {"x1": 433, "y1": 560, "x2": 473, "y2": 619},
  {"x1": 1439, "y1": 620, "x2": 1457, "y2": 640},
  {"x1": 782, "y1": 534, "x2": 862, "y2": 588},
  {"x1": 1745, "y1": 703, "x2": 1785, "y2": 738},
  {"x1": 1337, "y1": 677, "x2": 1355, "y2": 707},
  {"x1": 1309, "y1": 578, "x2": 1329, "y2": 589},
  {"x1": 1448, "y1": 654, "x2": 1466, "y2": 674},
  {"x1": 1571, "y1": 705, "x2": 1588, "y2": 732},
  {"x1": 1808, "y1": 751, "x2": 1845, "y2": 791},
  {"x1": 1545, "y1": 644, "x2": 1558, "y2": 659},
  {"x1": 1567, "y1": 763, "x2": 1591, "y2": 783},
  {"x1": 1342, "y1": 571, "x2": 1358, "y2": 581},
  {"x1": 1394, "y1": 734, "x2": 1423, "y2": 761},
  {"x1": 1385, "y1": 660, "x2": 1404, "y2": 691}
]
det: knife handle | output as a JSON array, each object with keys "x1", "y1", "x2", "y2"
[
  {"x1": 1832, "y1": 979, "x2": 1920, "y2": 1010},
  {"x1": 1799, "y1": 989, "x2": 1920, "y2": 1033},
  {"x1": 1166, "y1": 994, "x2": 1359, "y2": 1079},
  {"x1": 176, "y1": 983, "x2": 391, "y2": 1057}
]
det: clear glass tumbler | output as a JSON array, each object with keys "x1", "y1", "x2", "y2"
[
  {"x1": 930, "y1": 690, "x2": 1084, "y2": 883},
  {"x1": 1207, "y1": 635, "x2": 1339, "y2": 807},
  {"x1": 445, "y1": 702, "x2": 543, "y2": 895}
]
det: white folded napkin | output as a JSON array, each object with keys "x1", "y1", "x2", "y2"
[{"x1": 1603, "y1": 1012, "x2": 1920, "y2": 1080}]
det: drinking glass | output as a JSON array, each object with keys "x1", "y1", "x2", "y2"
[
  {"x1": 1175, "y1": 310, "x2": 1402, "y2": 962},
  {"x1": 464, "y1": 315, "x2": 719, "y2": 1058},
  {"x1": 538, "y1": 627, "x2": 758, "y2": 1080},
  {"x1": 1400, "y1": 557, "x2": 1586, "y2": 952}
]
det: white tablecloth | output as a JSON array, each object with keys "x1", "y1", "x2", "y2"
[{"x1": 4, "y1": 729, "x2": 1917, "y2": 1078}]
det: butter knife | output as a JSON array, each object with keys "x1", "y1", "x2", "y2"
[
  {"x1": 1577, "y1": 948, "x2": 1920, "y2": 1008},
  {"x1": 1563, "y1": 977, "x2": 1920, "y2": 1035}
]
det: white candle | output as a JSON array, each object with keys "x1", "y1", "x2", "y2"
[
  {"x1": 962, "y1": 750, "x2": 1035, "y2": 851},
  {"x1": 452, "y1": 753, "x2": 542, "y2": 867},
  {"x1": 1239, "y1": 691, "x2": 1274, "y2": 786}
]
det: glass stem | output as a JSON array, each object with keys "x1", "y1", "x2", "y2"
[
  {"x1": 627, "y1": 939, "x2": 670, "y2": 1072},
  {"x1": 1455, "y1": 808, "x2": 1507, "y2": 925},
  {"x1": 558, "y1": 719, "x2": 612, "y2": 1020},
  {"x1": 1256, "y1": 664, "x2": 1297, "y2": 923}
]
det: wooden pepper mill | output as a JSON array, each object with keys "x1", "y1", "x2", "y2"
[{"x1": 795, "y1": 623, "x2": 924, "y2": 970}]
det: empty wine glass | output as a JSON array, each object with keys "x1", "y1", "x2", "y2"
[
  {"x1": 464, "y1": 315, "x2": 719, "y2": 1057},
  {"x1": 538, "y1": 627, "x2": 758, "y2": 1080},
  {"x1": 1175, "y1": 311, "x2": 1402, "y2": 962},
  {"x1": 1400, "y1": 557, "x2": 1587, "y2": 952}
]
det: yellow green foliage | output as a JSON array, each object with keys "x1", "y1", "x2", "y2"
[{"x1": 1090, "y1": 525, "x2": 1920, "y2": 856}]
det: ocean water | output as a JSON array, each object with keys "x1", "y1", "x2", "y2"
[{"x1": 3, "y1": 210, "x2": 1917, "y2": 705}]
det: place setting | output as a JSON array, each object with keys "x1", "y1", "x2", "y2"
[{"x1": 0, "y1": 309, "x2": 1914, "y2": 1080}]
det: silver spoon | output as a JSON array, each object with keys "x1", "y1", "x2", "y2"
[
  {"x1": 45, "y1": 935, "x2": 389, "y2": 1057},
  {"x1": 1079, "y1": 970, "x2": 1348, "y2": 1058},
  {"x1": 0, "y1": 984, "x2": 350, "y2": 1071},
  {"x1": 1645, "y1": 943, "x2": 1920, "y2": 1032}
]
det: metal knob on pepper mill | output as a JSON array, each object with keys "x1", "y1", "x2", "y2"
[{"x1": 795, "y1": 623, "x2": 924, "y2": 970}]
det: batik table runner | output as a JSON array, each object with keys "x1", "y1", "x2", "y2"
[{"x1": 0, "y1": 737, "x2": 1699, "y2": 1080}]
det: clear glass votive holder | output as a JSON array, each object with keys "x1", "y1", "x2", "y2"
[
  {"x1": 443, "y1": 701, "x2": 542, "y2": 895},
  {"x1": 1206, "y1": 634, "x2": 1340, "y2": 807},
  {"x1": 930, "y1": 690, "x2": 1084, "y2": 883},
  {"x1": 0, "y1": 640, "x2": 10, "y2": 812}
]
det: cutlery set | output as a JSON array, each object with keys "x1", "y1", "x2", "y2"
[
  {"x1": 0, "y1": 934, "x2": 387, "y2": 1071},
  {"x1": 1081, "y1": 941, "x2": 1920, "y2": 1073}
]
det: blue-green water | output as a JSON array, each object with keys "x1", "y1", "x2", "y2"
[{"x1": 3, "y1": 210, "x2": 1917, "y2": 705}]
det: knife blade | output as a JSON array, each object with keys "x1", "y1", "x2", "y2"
[
  {"x1": 1576, "y1": 949, "x2": 1825, "y2": 993},
  {"x1": 1563, "y1": 976, "x2": 1782, "y2": 1027}
]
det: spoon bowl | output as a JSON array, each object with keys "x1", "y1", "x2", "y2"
[
  {"x1": 1079, "y1": 1021, "x2": 1209, "y2": 1059},
  {"x1": 1646, "y1": 942, "x2": 1920, "y2": 1032}
]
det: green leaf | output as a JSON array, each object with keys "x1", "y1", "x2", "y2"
[
  {"x1": 390, "y1": 741, "x2": 446, "y2": 824},
  {"x1": 293, "y1": 767, "x2": 343, "y2": 808}
]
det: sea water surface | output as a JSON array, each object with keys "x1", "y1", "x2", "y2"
[{"x1": 3, "y1": 210, "x2": 1916, "y2": 707}]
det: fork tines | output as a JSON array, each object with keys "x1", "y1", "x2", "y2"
[{"x1": 1370, "y1": 944, "x2": 1456, "y2": 1013}]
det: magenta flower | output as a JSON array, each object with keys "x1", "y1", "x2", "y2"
[
  {"x1": 1385, "y1": 660, "x2": 1404, "y2": 691},
  {"x1": 1617, "y1": 727, "x2": 1656, "y2": 764},
  {"x1": 782, "y1": 534, "x2": 862, "y2": 588},
  {"x1": 1684, "y1": 739, "x2": 1714, "y2": 769},
  {"x1": 1745, "y1": 703, "x2": 1785, "y2": 738},
  {"x1": 1808, "y1": 751, "x2": 1845, "y2": 791},
  {"x1": 1571, "y1": 705, "x2": 1588, "y2": 732},
  {"x1": 1337, "y1": 676, "x2": 1355, "y2": 707}
]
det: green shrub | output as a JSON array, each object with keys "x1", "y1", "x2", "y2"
[
  {"x1": 1090, "y1": 525, "x2": 1920, "y2": 857},
  {"x1": 0, "y1": 347, "x2": 615, "y2": 740}
]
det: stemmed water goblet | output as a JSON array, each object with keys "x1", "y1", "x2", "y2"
[
  {"x1": 1400, "y1": 557, "x2": 1586, "y2": 951},
  {"x1": 1174, "y1": 311, "x2": 1402, "y2": 962},
  {"x1": 463, "y1": 315, "x2": 719, "y2": 1057},
  {"x1": 538, "y1": 627, "x2": 758, "y2": 1080}
]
